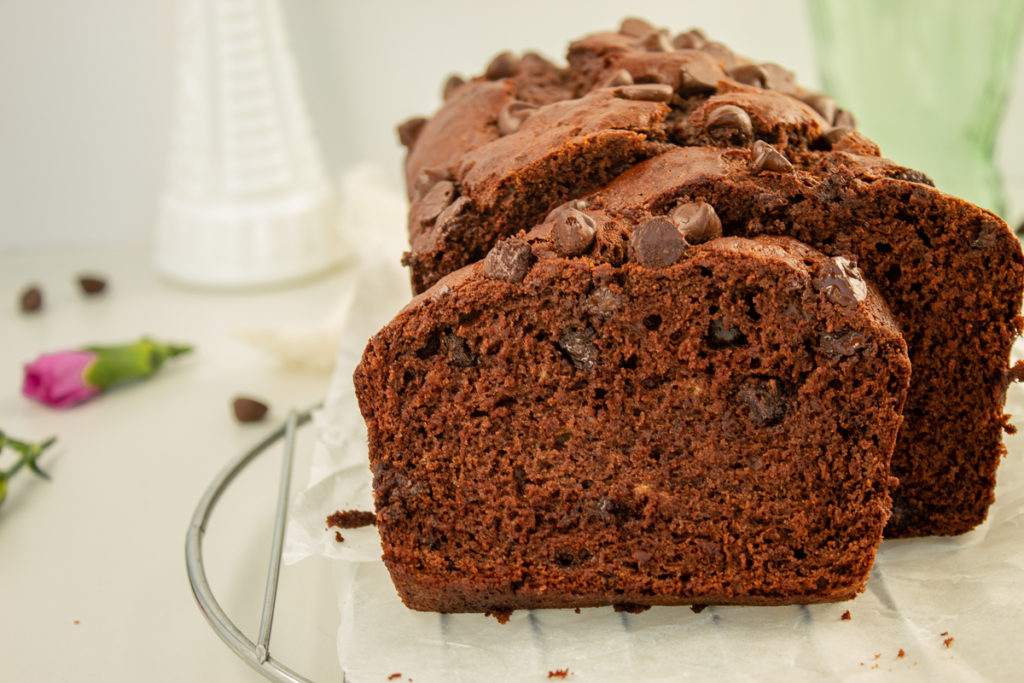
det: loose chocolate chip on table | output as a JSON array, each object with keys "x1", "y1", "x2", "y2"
[
  {"x1": 749, "y1": 140, "x2": 794, "y2": 175},
  {"x1": 814, "y1": 256, "x2": 868, "y2": 307},
  {"x1": 706, "y1": 105, "x2": 753, "y2": 143},
  {"x1": 233, "y1": 397, "x2": 269, "y2": 423},
  {"x1": 483, "y1": 239, "x2": 536, "y2": 283},
  {"x1": 619, "y1": 17, "x2": 655, "y2": 38},
  {"x1": 673, "y1": 28, "x2": 707, "y2": 50},
  {"x1": 485, "y1": 51, "x2": 521, "y2": 80},
  {"x1": 497, "y1": 101, "x2": 538, "y2": 136},
  {"x1": 729, "y1": 64, "x2": 768, "y2": 88},
  {"x1": 443, "y1": 74, "x2": 465, "y2": 101},
  {"x1": 800, "y1": 94, "x2": 837, "y2": 124},
  {"x1": 669, "y1": 202, "x2": 722, "y2": 244},
  {"x1": 640, "y1": 30, "x2": 673, "y2": 52},
  {"x1": 19, "y1": 285, "x2": 43, "y2": 312},
  {"x1": 630, "y1": 217, "x2": 687, "y2": 268},
  {"x1": 614, "y1": 84, "x2": 674, "y2": 103},
  {"x1": 417, "y1": 180, "x2": 456, "y2": 225},
  {"x1": 397, "y1": 116, "x2": 427, "y2": 148},
  {"x1": 77, "y1": 275, "x2": 107, "y2": 295},
  {"x1": 553, "y1": 209, "x2": 598, "y2": 256},
  {"x1": 679, "y1": 62, "x2": 723, "y2": 94},
  {"x1": 833, "y1": 108, "x2": 857, "y2": 129},
  {"x1": 605, "y1": 69, "x2": 634, "y2": 87}
]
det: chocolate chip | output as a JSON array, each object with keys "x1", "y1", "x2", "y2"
[
  {"x1": 833, "y1": 108, "x2": 857, "y2": 129},
  {"x1": 800, "y1": 94, "x2": 837, "y2": 124},
  {"x1": 619, "y1": 17, "x2": 655, "y2": 38},
  {"x1": 442, "y1": 333, "x2": 476, "y2": 367},
  {"x1": 412, "y1": 167, "x2": 453, "y2": 200},
  {"x1": 748, "y1": 140, "x2": 794, "y2": 175},
  {"x1": 553, "y1": 209, "x2": 597, "y2": 256},
  {"x1": 544, "y1": 199, "x2": 591, "y2": 224},
  {"x1": 706, "y1": 105, "x2": 753, "y2": 144},
  {"x1": 397, "y1": 116, "x2": 427, "y2": 148},
  {"x1": 19, "y1": 285, "x2": 42, "y2": 312},
  {"x1": 497, "y1": 101, "x2": 537, "y2": 136},
  {"x1": 701, "y1": 41, "x2": 736, "y2": 68},
  {"x1": 232, "y1": 397, "x2": 268, "y2": 423},
  {"x1": 889, "y1": 168, "x2": 935, "y2": 187},
  {"x1": 77, "y1": 275, "x2": 107, "y2": 295},
  {"x1": 630, "y1": 217, "x2": 687, "y2": 268},
  {"x1": 669, "y1": 201, "x2": 722, "y2": 244},
  {"x1": 485, "y1": 52, "x2": 520, "y2": 80},
  {"x1": 972, "y1": 220, "x2": 1001, "y2": 250},
  {"x1": 605, "y1": 69, "x2": 634, "y2": 87},
  {"x1": 434, "y1": 196, "x2": 471, "y2": 234},
  {"x1": 584, "y1": 286, "x2": 625, "y2": 319},
  {"x1": 640, "y1": 30, "x2": 673, "y2": 52},
  {"x1": 819, "y1": 127, "x2": 854, "y2": 150},
  {"x1": 707, "y1": 319, "x2": 745, "y2": 348},
  {"x1": 679, "y1": 62, "x2": 723, "y2": 94},
  {"x1": 729, "y1": 64, "x2": 768, "y2": 88},
  {"x1": 736, "y1": 377, "x2": 788, "y2": 426},
  {"x1": 443, "y1": 74, "x2": 465, "y2": 101},
  {"x1": 820, "y1": 330, "x2": 867, "y2": 357},
  {"x1": 558, "y1": 326, "x2": 598, "y2": 371},
  {"x1": 814, "y1": 256, "x2": 868, "y2": 307},
  {"x1": 483, "y1": 239, "x2": 535, "y2": 283},
  {"x1": 760, "y1": 64, "x2": 797, "y2": 93},
  {"x1": 417, "y1": 180, "x2": 456, "y2": 225},
  {"x1": 672, "y1": 29, "x2": 707, "y2": 50},
  {"x1": 613, "y1": 84, "x2": 674, "y2": 102}
]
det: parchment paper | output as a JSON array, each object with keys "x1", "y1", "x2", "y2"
[{"x1": 285, "y1": 171, "x2": 1024, "y2": 681}]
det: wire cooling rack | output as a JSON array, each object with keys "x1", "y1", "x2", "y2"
[{"x1": 185, "y1": 407, "x2": 326, "y2": 683}]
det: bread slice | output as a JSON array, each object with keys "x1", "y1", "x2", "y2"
[{"x1": 355, "y1": 231, "x2": 910, "y2": 612}]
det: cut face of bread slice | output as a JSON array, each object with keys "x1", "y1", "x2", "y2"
[{"x1": 355, "y1": 234, "x2": 911, "y2": 612}]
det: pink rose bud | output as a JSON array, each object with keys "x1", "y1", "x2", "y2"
[
  {"x1": 22, "y1": 338, "x2": 192, "y2": 409},
  {"x1": 22, "y1": 350, "x2": 102, "y2": 409}
]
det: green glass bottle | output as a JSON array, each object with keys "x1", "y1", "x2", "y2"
[{"x1": 808, "y1": 0, "x2": 1024, "y2": 217}]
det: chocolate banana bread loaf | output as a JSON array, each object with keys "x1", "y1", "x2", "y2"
[
  {"x1": 355, "y1": 230, "x2": 911, "y2": 612},
  {"x1": 396, "y1": 19, "x2": 1024, "y2": 537}
]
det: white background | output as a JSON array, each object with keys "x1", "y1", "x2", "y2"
[{"x1": 1, "y1": 0, "x2": 1022, "y2": 251}]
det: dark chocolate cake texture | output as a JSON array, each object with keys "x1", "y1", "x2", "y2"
[
  {"x1": 394, "y1": 18, "x2": 1024, "y2": 539},
  {"x1": 356, "y1": 222, "x2": 911, "y2": 611}
]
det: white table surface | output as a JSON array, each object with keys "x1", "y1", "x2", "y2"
[{"x1": 0, "y1": 244, "x2": 348, "y2": 681}]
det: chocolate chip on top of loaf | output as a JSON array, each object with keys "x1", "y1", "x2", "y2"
[
  {"x1": 393, "y1": 19, "x2": 1024, "y2": 539},
  {"x1": 356, "y1": 226, "x2": 911, "y2": 613}
]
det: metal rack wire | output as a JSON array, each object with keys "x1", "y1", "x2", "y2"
[{"x1": 186, "y1": 406, "x2": 328, "y2": 683}]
